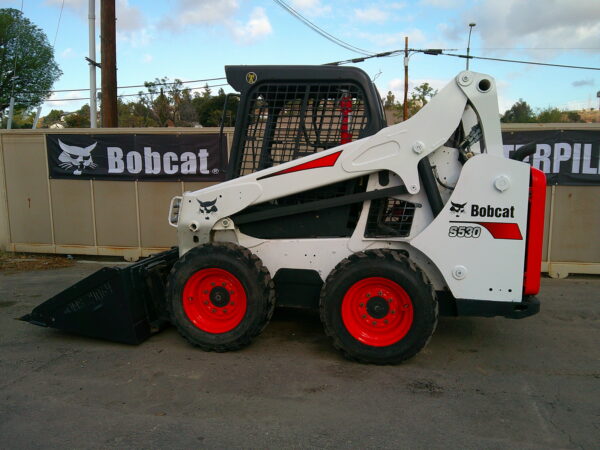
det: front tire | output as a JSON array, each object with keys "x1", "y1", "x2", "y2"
[
  {"x1": 320, "y1": 249, "x2": 438, "y2": 364},
  {"x1": 166, "y1": 243, "x2": 275, "y2": 352}
]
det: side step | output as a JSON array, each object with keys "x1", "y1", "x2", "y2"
[{"x1": 20, "y1": 248, "x2": 179, "y2": 345}]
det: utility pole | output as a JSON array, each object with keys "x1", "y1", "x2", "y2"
[
  {"x1": 101, "y1": 0, "x2": 118, "y2": 127},
  {"x1": 88, "y1": 0, "x2": 98, "y2": 128},
  {"x1": 466, "y1": 23, "x2": 476, "y2": 71},
  {"x1": 403, "y1": 36, "x2": 409, "y2": 121}
]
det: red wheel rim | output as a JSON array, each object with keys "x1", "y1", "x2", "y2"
[
  {"x1": 182, "y1": 268, "x2": 247, "y2": 334},
  {"x1": 341, "y1": 277, "x2": 413, "y2": 347}
]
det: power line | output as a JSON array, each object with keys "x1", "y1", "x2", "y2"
[
  {"x1": 329, "y1": 47, "x2": 600, "y2": 71},
  {"x1": 439, "y1": 52, "x2": 600, "y2": 71},
  {"x1": 327, "y1": 48, "x2": 457, "y2": 65},
  {"x1": 40, "y1": 83, "x2": 230, "y2": 103},
  {"x1": 473, "y1": 47, "x2": 600, "y2": 51},
  {"x1": 52, "y1": 0, "x2": 65, "y2": 48},
  {"x1": 272, "y1": 0, "x2": 374, "y2": 56},
  {"x1": 24, "y1": 77, "x2": 227, "y2": 95}
]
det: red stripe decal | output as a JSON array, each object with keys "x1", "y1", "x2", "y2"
[
  {"x1": 476, "y1": 222, "x2": 523, "y2": 240},
  {"x1": 258, "y1": 150, "x2": 343, "y2": 180}
]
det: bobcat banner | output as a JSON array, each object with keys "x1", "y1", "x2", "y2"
[{"x1": 46, "y1": 134, "x2": 227, "y2": 181}]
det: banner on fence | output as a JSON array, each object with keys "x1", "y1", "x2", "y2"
[
  {"x1": 47, "y1": 134, "x2": 227, "y2": 181},
  {"x1": 502, "y1": 129, "x2": 600, "y2": 185}
]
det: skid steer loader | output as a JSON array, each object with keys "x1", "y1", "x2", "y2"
[{"x1": 22, "y1": 65, "x2": 546, "y2": 364}]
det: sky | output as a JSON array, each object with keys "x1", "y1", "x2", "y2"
[{"x1": 1, "y1": 0, "x2": 599, "y2": 117}]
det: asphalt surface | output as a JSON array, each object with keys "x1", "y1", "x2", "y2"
[{"x1": 1, "y1": 263, "x2": 599, "y2": 449}]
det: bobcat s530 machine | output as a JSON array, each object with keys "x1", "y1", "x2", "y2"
[{"x1": 23, "y1": 66, "x2": 546, "y2": 364}]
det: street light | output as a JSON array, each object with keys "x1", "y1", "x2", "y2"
[{"x1": 466, "y1": 22, "x2": 476, "y2": 70}]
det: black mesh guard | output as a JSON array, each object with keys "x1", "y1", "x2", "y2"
[
  {"x1": 365, "y1": 198, "x2": 417, "y2": 238},
  {"x1": 238, "y1": 82, "x2": 369, "y2": 176}
]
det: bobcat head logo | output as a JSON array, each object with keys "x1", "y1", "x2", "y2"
[
  {"x1": 449, "y1": 201, "x2": 467, "y2": 217},
  {"x1": 198, "y1": 198, "x2": 218, "y2": 220},
  {"x1": 58, "y1": 139, "x2": 97, "y2": 175}
]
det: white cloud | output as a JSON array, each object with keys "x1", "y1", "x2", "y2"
[
  {"x1": 160, "y1": 1, "x2": 271, "y2": 44},
  {"x1": 420, "y1": 0, "x2": 464, "y2": 8},
  {"x1": 142, "y1": 53, "x2": 153, "y2": 64},
  {"x1": 161, "y1": 0, "x2": 239, "y2": 29},
  {"x1": 289, "y1": 0, "x2": 331, "y2": 16},
  {"x1": 60, "y1": 48, "x2": 74, "y2": 58},
  {"x1": 445, "y1": 0, "x2": 600, "y2": 55},
  {"x1": 116, "y1": 0, "x2": 145, "y2": 32},
  {"x1": 354, "y1": 7, "x2": 388, "y2": 24},
  {"x1": 231, "y1": 7, "x2": 273, "y2": 44},
  {"x1": 45, "y1": 0, "x2": 144, "y2": 30},
  {"x1": 572, "y1": 79, "x2": 595, "y2": 88},
  {"x1": 118, "y1": 27, "x2": 152, "y2": 48},
  {"x1": 45, "y1": 0, "x2": 86, "y2": 13}
]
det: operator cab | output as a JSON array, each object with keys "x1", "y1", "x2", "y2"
[{"x1": 224, "y1": 65, "x2": 387, "y2": 180}]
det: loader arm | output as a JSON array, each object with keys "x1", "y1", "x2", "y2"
[{"x1": 174, "y1": 71, "x2": 501, "y2": 251}]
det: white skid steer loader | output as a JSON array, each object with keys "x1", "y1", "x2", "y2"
[{"x1": 23, "y1": 66, "x2": 546, "y2": 364}]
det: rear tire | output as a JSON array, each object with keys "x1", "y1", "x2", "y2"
[
  {"x1": 166, "y1": 243, "x2": 275, "y2": 352},
  {"x1": 320, "y1": 249, "x2": 438, "y2": 364}
]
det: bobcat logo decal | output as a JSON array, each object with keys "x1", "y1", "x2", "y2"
[
  {"x1": 449, "y1": 201, "x2": 467, "y2": 217},
  {"x1": 198, "y1": 197, "x2": 219, "y2": 220},
  {"x1": 58, "y1": 139, "x2": 98, "y2": 175}
]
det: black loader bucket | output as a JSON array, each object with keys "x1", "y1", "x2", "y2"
[{"x1": 20, "y1": 248, "x2": 179, "y2": 345}]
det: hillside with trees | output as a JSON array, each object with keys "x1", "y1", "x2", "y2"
[{"x1": 38, "y1": 79, "x2": 239, "y2": 129}]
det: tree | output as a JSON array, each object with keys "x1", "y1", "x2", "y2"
[
  {"x1": 384, "y1": 91, "x2": 396, "y2": 108},
  {"x1": 406, "y1": 82, "x2": 437, "y2": 118},
  {"x1": 501, "y1": 99, "x2": 535, "y2": 123},
  {"x1": 192, "y1": 87, "x2": 238, "y2": 127},
  {"x1": 0, "y1": 106, "x2": 35, "y2": 128},
  {"x1": 64, "y1": 104, "x2": 91, "y2": 128},
  {"x1": 566, "y1": 111, "x2": 582, "y2": 123},
  {"x1": 0, "y1": 9, "x2": 62, "y2": 117},
  {"x1": 138, "y1": 77, "x2": 198, "y2": 127},
  {"x1": 536, "y1": 107, "x2": 562, "y2": 123},
  {"x1": 41, "y1": 109, "x2": 64, "y2": 128}
]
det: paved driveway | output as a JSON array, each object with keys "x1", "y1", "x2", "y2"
[{"x1": 1, "y1": 264, "x2": 598, "y2": 448}]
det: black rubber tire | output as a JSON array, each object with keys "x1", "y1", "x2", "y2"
[
  {"x1": 166, "y1": 243, "x2": 275, "y2": 352},
  {"x1": 320, "y1": 249, "x2": 438, "y2": 365}
]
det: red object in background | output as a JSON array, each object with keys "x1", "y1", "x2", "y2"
[
  {"x1": 340, "y1": 95, "x2": 352, "y2": 144},
  {"x1": 523, "y1": 168, "x2": 547, "y2": 295}
]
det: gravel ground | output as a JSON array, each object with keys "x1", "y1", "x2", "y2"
[{"x1": 1, "y1": 263, "x2": 598, "y2": 449}]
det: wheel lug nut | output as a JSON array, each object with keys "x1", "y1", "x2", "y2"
[
  {"x1": 366, "y1": 293, "x2": 371, "y2": 298},
  {"x1": 378, "y1": 291, "x2": 383, "y2": 296},
  {"x1": 203, "y1": 301, "x2": 208, "y2": 305},
  {"x1": 223, "y1": 309, "x2": 228, "y2": 313},
  {"x1": 211, "y1": 282, "x2": 216, "y2": 286},
  {"x1": 203, "y1": 290, "x2": 209, "y2": 294},
  {"x1": 391, "y1": 310, "x2": 396, "y2": 314},
  {"x1": 231, "y1": 302, "x2": 235, "y2": 306},
  {"x1": 211, "y1": 309, "x2": 216, "y2": 313},
  {"x1": 384, "y1": 320, "x2": 388, "y2": 324},
  {"x1": 362, "y1": 314, "x2": 366, "y2": 319},
  {"x1": 222, "y1": 283, "x2": 227, "y2": 287},
  {"x1": 372, "y1": 321, "x2": 377, "y2": 326},
  {"x1": 404, "y1": 304, "x2": 409, "y2": 309},
  {"x1": 360, "y1": 303, "x2": 364, "y2": 307},
  {"x1": 388, "y1": 298, "x2": 393, "y2": 302}
]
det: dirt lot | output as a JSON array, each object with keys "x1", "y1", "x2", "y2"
[{"x1": 1, "y1": 262, "x2": 599, "y2": 449}]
